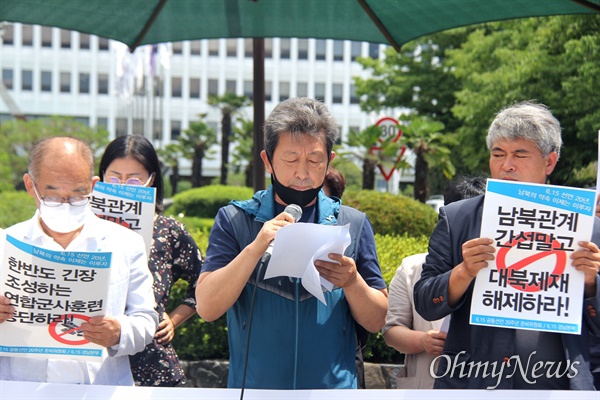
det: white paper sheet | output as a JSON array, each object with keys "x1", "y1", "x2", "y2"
[{"x1": 263, "y1": 223, "x2": 351, "y2": 305}]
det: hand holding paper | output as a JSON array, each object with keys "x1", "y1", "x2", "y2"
[{"x1": 263, "y1": 223, "x2": 351, "y2": 305}]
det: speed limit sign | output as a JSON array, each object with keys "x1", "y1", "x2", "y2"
[{"x1": 375, "y1": 117, "x2": 402, "y2": 143}]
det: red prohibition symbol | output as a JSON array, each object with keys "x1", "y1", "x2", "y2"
[
  {"x1": 496, "y1": 232, "x2": 567, "y2": 293},
  {"x1": 48, "y1": 314, "x2": 90, "y2": 345}
]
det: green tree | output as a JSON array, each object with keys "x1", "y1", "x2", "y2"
[
  {"x1": 231, "y1": 117, "x2": 254, "y2": 188},
  {"x1": 157, "y1": 143, "x2": 182, "y2": 196},
  {"x1": 448, "y1": 15, "x2": 600, "y2": 184},
  {"x1": 0, "y1": 117, "x2": 108, "y2": 190},
  {"x1": 354, "y1": 29, "x2": 472, "y2": 134},
  {"x1": 397, "y1": 114, "x2": 456, "y2": 203},
  {"x1": 177, "y1": 115, "x2": 217, "y2": 188},
  {"x1": 340, "y1": 125, "x2": 402, "y2": 190},
  {"x1": 208, "y1": 93, "x2": 252, "y2": 186}
]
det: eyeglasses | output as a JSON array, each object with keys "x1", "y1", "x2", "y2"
[
  {"x1": 32, "y1": 182, "x2": 91, "y2": 207},
  {"x1": 105, "y1": 173, "x2": 153, "y2": 186}
]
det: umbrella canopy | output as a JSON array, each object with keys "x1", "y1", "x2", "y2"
[{"x1": 1, "y1": 0, "x2": 599, "y2": 51}]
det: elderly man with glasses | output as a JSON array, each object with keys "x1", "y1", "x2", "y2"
[{"x1": 0, "y1": 136, "x2": 157, "y2": 386}]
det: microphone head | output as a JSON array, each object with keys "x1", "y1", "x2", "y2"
[{"x1": 284, "y1": 204, "x2": 302, "y2": 223}]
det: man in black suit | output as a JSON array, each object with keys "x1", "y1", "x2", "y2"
[{"x1": 414, "y1": 101, "x2": 600, "y2": 390}]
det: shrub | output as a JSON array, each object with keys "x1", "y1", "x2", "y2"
[
  {"x1": 0, "y1": 191, "x2": 37, "y2": 228},
  {"x1": 342, "y1": 189, "x2": 437, "y2": 237},
  {"x1": 169, "y1": 185, "x2": 254, "y2": 219}
]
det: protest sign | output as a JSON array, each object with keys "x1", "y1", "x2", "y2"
[
  {"x1": 0, "y1": 234, "x2": 111, "y2": 361},
  {"x1": 470, "y1": 179, "x2": 595, "y2": 335},
  {"x1": 90, "y1": 181, "x2": 156, "y2": 256}
]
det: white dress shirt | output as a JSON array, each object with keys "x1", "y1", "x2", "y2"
[{"x1": 0, "y1": 210, "x2": 157, "y2": 385}]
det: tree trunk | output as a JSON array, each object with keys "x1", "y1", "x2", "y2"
[
  {"x1": 363, "y1": 159, "x2": 376, "y2": 190},
  {"x1": 245, "y1": 160, "x2": 253, "y2": 188},
  {"x1": 414, "y1": 152, "x2": 429, "y2": 203},
  {"x1": 191, "y1": 146, "x2": 203, "y2": 188},
  {"x1": 170, "y1": 164, "x2": 179, "y2": 196},
  {"x1": 220, "y1": 113, "x2": 231, "y2": 185}
]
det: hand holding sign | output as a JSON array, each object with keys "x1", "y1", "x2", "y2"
[{"x1": 570, "y1": 240, "x2": 600, "y2": 298}]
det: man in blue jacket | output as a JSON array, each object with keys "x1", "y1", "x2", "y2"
[
  {"x1": 195, "y1": 98, "x2": 388, "y2": 389},
  {"x1": 414, "y1": 101, "x2": 600, "y2": 390}
]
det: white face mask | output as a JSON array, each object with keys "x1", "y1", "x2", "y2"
[{"x1": 39, "y1": 202, "x2": 89, "y2": 233}]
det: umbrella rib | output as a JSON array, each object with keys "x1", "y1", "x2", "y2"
[
  {"x1": 569, "y1": 0, "x2": 600, "y2": 12},
  {"x1": 130, "y1": 0, "x2": 169, "y2": 51},
  {"x1": 357, "y1": 0, "x2": 401, "y2": 51}
]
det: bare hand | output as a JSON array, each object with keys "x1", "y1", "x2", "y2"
[
  {"x1": 254, "y1": 210, "x2": 296, "y2": 252},
  {"x1": 81, "y1": 315, "x2": 121, "y2": 348},
  {"x1": 314, "y1": 253, "x2": 358, "y2": 288},
  {"x1": 459, "y1": 237, "x2": 495, "y2": 279},
  {"x1": 0, "y1": 295, "x2": 15, "y2": 324},
  {"x1": 571, "y1": 241, "x2": 600, "y2": 297},
  {"x1": 155, "y1": 312, "x2": 175, "y2": 345},
  {"x1": 421, "y1": 330, "x2": 446, "y2": 356}
]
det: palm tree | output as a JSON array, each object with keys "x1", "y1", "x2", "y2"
[
  {"x1": 177, "y1": 115, "x2": 217, "y2": 188},
  {"x1": 341, "y1": 125, "x2": 402, "y2": 190},
  {"x1": 398, "y1": 114, "x2": 456, "y2": 203},
  {"x1": 157, "y1": 143, "x2": 181, "y2": 196},
  {"x1": 208, "y1": 93, "x2": 252, "y2": 186},
  {"x1": 232, "y1": 117, "x2": 254, "y2": 188}
]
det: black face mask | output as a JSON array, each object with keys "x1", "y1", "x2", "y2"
[{"x1": 271, "y1": 173, "x2": 323, "y2": 208}]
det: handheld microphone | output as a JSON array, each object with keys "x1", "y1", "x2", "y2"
[{"x1": 264, "y1": 204, "x2": 302, "y2": 256}]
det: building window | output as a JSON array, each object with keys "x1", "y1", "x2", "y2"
[
  {"x1": 41, "y1": 26, "x2": 53, "y2": 48},
  {"x1": 172, "y1": 41, "x2": 183, "y2": 55},
  {"x1": 208, "y1": 79, "x2": 218, "y2": 96},
  {"x1": 171, "y1": 77, "x2": 182, "y2": 97},
  {"x1": 297, "y1": 39, "x2": 308, "y2": 60},
  {"x1": 314, "y1": 82, "x2": 325, "y2": 101},
  {"x1": 280, "y1": 39, "x2": 290, "y2": 59},
  {"x1": 79, "y1": 33, "x2": 90, "y2": 50},
  {"x1": 265, "y1": 38, "x2": 273, "y2": 58},
  {"x1": 116, "y1": 118, "x2": 128, "y2": 137},
  {"x1": 60, "y1": 29, "x2": 71, "y2": 49},
  {"x1": 226, "y1": 39, "x2": 237, "y2": 57},
  {"x1": 244, "y1": 80, "x2": 253, "y2": 100},
  {"x1": 315, "y1": 39, "x2": 326, "y2": 61},
  {"x1": 98, "y1": 73, "x2": 109, "y2": 95},
  {"x1": 336, "y1": 126, "x2": 343, "y2": 145},
  {"x1": 369, "y1": 43, "x2": 379, "y2": 59},
  {"x1": 244, "y1": 39, "x2": 253, "y2": 58},
  {"x1": 21, "y1": 25, "x2": 33, "y2": 46},
  {"x1": 41, "y1": 71, "x2": 52, "y2": 92},
  {"x1": 153, "y1": 119, "x2": 162, "y2": 141},
  {"x1": 333, "y1": 40, "x2": 344, "y2": 61},
  {"x1": 279, "y1": 81, "x2": 290, "y2": 101},
  {"x1": 351, "y1": 42, "x2": 361, "y2": 61},
  {"x1": 97, "y1": 117, "x2": 108, "y2": 130},
  {"x1": 332, "y1": 83, "x2": 343, "y2": 104},
  {"x1": 171, "y1": 120, "x2": 181, "y2": 140},
  {"x1": 2, "y1": 69, "x2": 13, "y2": 90},
  {"x1": 208, "y1": 40, "x2": 219, "y2": 56},
  {"x1": 190, "y1": 40, "x2": 201, "y2": 55},
  {"x1": 60, "y1": 72, "x2": 71, "y2": 93},
  {"x1": 350, "y1": 85, "x2": 359, "y2": 104},
  {"x1": 190, "y1": 78, "x2": 200, "y2": 98},
  {"x1": 226, "y1": 80, "x2": 236, "y2": 94},
  {"x1": 79, "y1": 73, "x2": 90, "y2": 94},
  {"x1": 265, "y1": 81, "x2": 272, "y2": 102},
  {"x1": 2, "y1": 24, "x2": 14, "y2": 45},
  {"x1": 297, "y1": 82, "x2": 307, "y2": 97},
  {"x1": 98, "y1": 37, "x2": 109, "y2": 51},
  {"x1": 132, "y1": 118, "x2": 144, "y2": 135}
]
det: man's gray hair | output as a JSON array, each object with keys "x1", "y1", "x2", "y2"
[
  {"x1": 28, "y1": 136, "x2": 94, "y2": 180},
  {"x1": 486, "y1": 101, "x2": 562, "y2": 159},
  {"x1": 263, "y1": 97, "x2": 339, "y2": 160}
]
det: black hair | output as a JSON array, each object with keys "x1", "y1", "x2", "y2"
[
  {"x1": 99, "y1": 135, "x2": 164, "y2": 213},
  {"x1": 444, "y1": 174, "x2": 487, "y2": 206}
]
